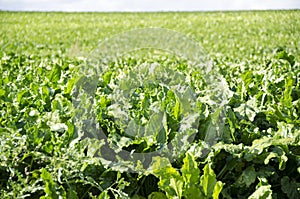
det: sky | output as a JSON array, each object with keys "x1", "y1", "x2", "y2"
[{"x1": 0, "y1": 0, "x2": 300, "y2": 12}]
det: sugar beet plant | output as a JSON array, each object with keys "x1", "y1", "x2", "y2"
[{"x1": 0, "y1": 11, "x2": 300, "y2": 199}]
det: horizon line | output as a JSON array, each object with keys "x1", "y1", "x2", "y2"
[{"x1": 1, "y1": 8, "x2": 299, "y2": 13}]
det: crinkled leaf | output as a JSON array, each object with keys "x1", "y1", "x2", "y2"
[
  {"x1": 248, "y1": 185, "x2": 272, "y2": 199},
  {"x1": 281, "y1": 176, "x2": 300, "y2": 199}
]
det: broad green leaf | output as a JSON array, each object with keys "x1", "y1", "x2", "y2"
[
  {"x1": 49, "y1": 65, "x2": 62, "y2": 83},
  {"x1": 213, "y1": 181, "x2": 224, "y2": 199},
  {"x1": 41, "y1": 168, "x2": 58, "y2": 199},
  {"x1": 98, "y1": 190, "x2": 109, "y2": 199},
  {"x1": 248, "y1": 185, "x2": 272, "y2": 199},
  {"x1": 233, "y1": 98, "x2": 257, "y2": 122},
  {"x1": 0, "y1": 88, "x2": 6, "y2": 97},
  {"x1": 181, "y1": 153, "x2": 200, "y2": 185},
  {"x1": 147, "y1": 192, "x2": 167, "y2": 199},
  {"x1": 200, "y1": 163, "x2": 217, "y2": 197},
  {"x1": 264, "y1": 146, "x2": 288, "y2": 170},
  {"x1": 151, "y1": 157, "x2": 183, "y2": 199},
  {"x1": 145, "y1": 112, "x2": 164, "y2": 141},
  {"x1": 236, "y1": 165, "x2": 256, "y2": 188},
  {"x1": 173, "y1": 95, "x2": 181, "y2": 120},
  {"x1": 281, "y1": 75, "x2": 293, "y2": 108},
  {"x1": 65, "y1": 76, "x2": 78, "y2": 94},
  {"x1": 181, "y1": 153, "x2": 202, "y2": 198},
  {"x1": 281, "y1": 176, "x2": 300, "y2": 199},
  {"x1": 67, "y1": 189, "x2": 79, "y2": 199}
]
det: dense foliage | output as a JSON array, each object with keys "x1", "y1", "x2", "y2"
[{"x1": 1, "y1": 10, "x2": 300, "y2": 198}]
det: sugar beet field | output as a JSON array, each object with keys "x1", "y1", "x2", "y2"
[{"x1": 0, "y1": 11, "x2": 300, "y2": 198}]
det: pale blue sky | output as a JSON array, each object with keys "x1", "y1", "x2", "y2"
[{"x1": 0, "y1": 0, "x2": 299, "y2": 12}]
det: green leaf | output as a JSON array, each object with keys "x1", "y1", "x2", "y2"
[
  {"x1": 0, "y1": 88, "x2": 6, "y2": 97},
  {"x1": 181, "y1": 153, "x2": 202, "y2": 198},
  {"x1": 213, "y1": 181, "x2": 224, "y2": 199},
  {"x1": 151, "y1": 157, "x2": 183, "y2": 198},
  {"x1": 41, "y1": 168, "x2": 58, "y2": 199},
  {"x1": 17, "y1": 89, "x2": 29, "y2": 103},
  {"x1": 145, "y1": 112, "x2": 164, "y2": 140},
  {"x1": 281, "y1": 176, "x2": 300, "y2": 199},
  {"x1": 236, "y1": 165, "x2": 257, "y2": 188},
  {"x1": 276, "y1": 49, "x2": 295, "y2": 66},
  {"x1": 181, "y1": 153, "x2": 200, "y2": 185},
  {"x1": 264, "y1": 146, "x2": 288, "y2": 170},
  {"x1": 226, "y1": 108, "x2": 238, "y2": 142},
  {"x1": 173, "y1": 95, "x2": 181, "y2": 120},
  {"x1": 281, "y1": 74, "x2": 293, "y2": 109},
  {"x1": 98, "y1": 190, "x2": 109, "y2": 199},
  {"x1": 248, "y1": 185, "x2": 272, "y2": 199},
  {"x1": 204, "y1": 108, "x2": 222, "y2": 145},
  {"x1": 233, "y1": 100, "x2": 257, "y2": 122},
  {"x1": 49, "y1": 65, "x2": 62, "y2": 83},
  {"x1": 67, "y1": 189, "x2": 79, "y2": 199},
  {"x1": 147, "y1": 192, "x2": 167, "y2": 199},
  {"x1": 103, "y1": 71, "x2": 113, "y2": 86},
  {"x1": 200, "y1": 163, "x2": 217, "y2": 197},
  {"x1": 65, "y1": 76, "x2": 78, "y2": 94}
]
